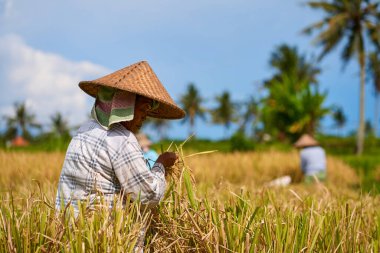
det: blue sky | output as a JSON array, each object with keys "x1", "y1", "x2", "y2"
[{"x1": 0, "y1": 0, "x2": 377, "y2": 140}]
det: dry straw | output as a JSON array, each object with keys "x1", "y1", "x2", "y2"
[{"x1": 162, "y1": 135, "x2": 217, "y2": 183}]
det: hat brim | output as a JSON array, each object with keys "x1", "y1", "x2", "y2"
[{"x1": 294, "y1": 135, "x2": 319, "y2": 148}]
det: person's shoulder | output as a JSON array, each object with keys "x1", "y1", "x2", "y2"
[
  {"x1": 105, "y1": 124, "x2": 139, "y2": 147},
  {"x1": 314, "y1": 146, "x2": 325, "y2": 152},
  {"x1": 301, "y1": 146, "x2": 317, "y2": 155},
  {"x1": 75, "y1": 119, "x2": 106, "y2": 135},
  {"x1": 305, "y1": 146, "x2": 325, "y2": 155},
  {"x1": 106, "y1": 123, "x2": 129, "y2": 136}
]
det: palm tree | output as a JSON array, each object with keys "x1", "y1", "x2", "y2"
[
  {"x1": 180, "y1": 83, "x2": 206, "y2": 136},
  {"x1": 211, "y1": 91, "x2": 237, "y2": 137},
  {"x1": 332, "y1": 106, "x2": 347, "y2": 135},
  {"x1": 262, "y1": 75, "x2": 330, "y2": 141},
  {"x1": 238, "y1": 96, "x2": 259, "y2": 135},
  {"x1": 365, "y1": 119, "x2": 375, "y2": 136},
  {"x1": 368, "y1": 52, "x2": 380, "y2": 137},
  {"x1": 262, "y1": 44, "x2": 329, "y2": 141},
  {"x1": 267, "y1": 44, "x2": 321, "y2": 87},
  {"x1": 303, "y1": 0, "x2": 380, "y2": 154},
  {"x1": 50, "y1": 112, "x2": 70, "y2": 137},
  {"x1": 4, "y1": 102, "x2": 41, "y2": 140}
]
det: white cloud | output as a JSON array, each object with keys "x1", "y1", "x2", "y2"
[{"x1": 0, "y1": 34, "x2": 110, "y2": 127}]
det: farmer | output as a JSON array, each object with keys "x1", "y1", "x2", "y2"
[
  {"x1": 136, "y1": 133, "x2": 159, "y2": 170},
  {"x1": 55, "y1": 61, "x2": 185, "y2": 212},
  {"x1": 294, "y1": 134, "x2": 327, "y2": 184}
]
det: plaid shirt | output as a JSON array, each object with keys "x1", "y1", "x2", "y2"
[{"x1": 55, "y1": 119, "x2": 166, "y2": 211}]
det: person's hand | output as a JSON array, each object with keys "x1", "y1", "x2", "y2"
[{"x1": 156, "y1": 152, "x2": 178, "y2": 168}]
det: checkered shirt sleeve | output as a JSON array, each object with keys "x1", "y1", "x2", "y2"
[{"x1": 111, "y1": 138, "x2": 166, "y2": 206}]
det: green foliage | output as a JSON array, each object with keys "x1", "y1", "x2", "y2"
[
  {"x1": 303, "y1": 0, "x2": 380, "y2": 64},
  {"x1": 50, "y1": 112, "x2": 71, "y2": 138},
  {"x1": 3, "y1": 135, "x2": 71, "y2": 152},
  {"x1": 3, "y1": 101, "x2": 41, "y2": 141},
  {"x1": 211, "y1": 91, "x2": 238, "y2": 133},
  {"x1": 261, "y1": 44, "x2": 330, "y2": 142},
  {"x1": 33, "y1": 134, "x2": 71, "y2": 152},
  {"x1": 343, "y1": 155, "x2": 380, "y2": 194},
  {"x1": 303, "y1": 0, "x2": 380, "y2": 154},
  {"x1": 262, "y1": 74, "x2": 330, "y2": 141},
  {"x1": 368, "y1": 52, "x2": 380, "y2": 94},
  {"x1": 230, "y1": 131, "x2": 255, "y2": 152},
  {"x1": 180, "y1": 83, "x2": 206, "y2": 135},
  {"x1": 266, "y1": 44, "x2": 320, "y2": 85},
  {"x1": 368, "y1": 52, "x2": 380, "y2": 136},
  {"x1": 332, "y1": 106, "x2": 346, "y2": 129},
  {"x1": 319, "y1": 135, "x2": 380, "y2": 155},
  {"x1": 238, "y1": 96, "x2": 259, "y2": 136}
]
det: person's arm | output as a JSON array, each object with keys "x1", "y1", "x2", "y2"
[{"x1": 112, "y1": 141, "x2": 166, "y2": 206}]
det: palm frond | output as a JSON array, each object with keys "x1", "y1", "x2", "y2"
[
  {"x1": 307, "y1": 1, "x2": 342, "y2": 13},
  {"x1": 341, "y1": 31, "x2": 361, "y2": 65},
  {"x1": 366, "y1": 22, "x2": 380, "y2": 50},
  {"x1": 302, "y1": 20, "x2": 328, "y2": 35}
]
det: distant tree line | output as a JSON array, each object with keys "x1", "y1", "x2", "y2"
[
  {"x1": 178, "y1": 44, "x2": 343, "y2": 142},
  {"x1": 0, "y1": 41, "x2": 374, "y2": 151}
]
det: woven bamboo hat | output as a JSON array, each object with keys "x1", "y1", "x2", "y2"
[
  {"x1": 79, "y1": 61, "x2": 185, "y2": 119},
  {"x1": 294, "y1": 134, "x2": 319, "y2": 148}
]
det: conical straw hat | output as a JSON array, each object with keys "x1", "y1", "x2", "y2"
[
  {"x1": 294, "y1": 134, "x2": 319, "y2": 148},
  {"x1": 79, "y1": 61, "x2": 185, "y2": 119}
]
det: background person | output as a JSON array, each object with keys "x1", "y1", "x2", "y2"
[
  {"x1": 294, "y1": 134, "x2": 327, "y2": 184},
  {"x1": 136, "y1": 133, "x2": 159, "y2": 170}
]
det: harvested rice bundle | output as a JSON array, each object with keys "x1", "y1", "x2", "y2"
[{"x1": 162, "y1": 137, "x2": 217, "y2": 185}]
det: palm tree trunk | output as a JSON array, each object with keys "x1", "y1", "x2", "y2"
[
  {"x1": 375, "y1": 93, "x2": 379, "y2": 138},
  {"x1": 356, "y1": 60, "x2": 366, "y2": 155},
  {"x1": 189, "y1": 109, "x2": 195, "y2": 137}
]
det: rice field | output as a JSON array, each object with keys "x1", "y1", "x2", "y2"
[{"x1": 0, "y1": 148, "x2": 379, "y2": 252}]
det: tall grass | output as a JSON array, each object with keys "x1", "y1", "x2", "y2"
[{"x1": 0, "y1": 149, "x2": 379, "y2": 252}]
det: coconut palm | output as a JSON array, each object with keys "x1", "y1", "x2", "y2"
[
  {"x1": 262, "y1": 75, "x2": 330, "y2": 141},
  {"x1": 267, "y1": 44, "x2": 321, "y2": 87},
  {"x1": 50, "y1": 112, "x2": 70, "y2": 137},
  {"x1": 332, "y1": 106, "x2": 347, "y2": 130},
  {"x1": 211, "y1": 91, "x2": 237, "y2": 137},
  {"x1": 4, "y1": 101, "x2": 41, "y2": 140},
  {"x1": 303, "y1": 0, "x2": 380, "y2": 154},
  {"x1": 331, "y1": 106, "x2": 347, "y2": 136},
  {"x1": 238, "y1": 96, "x2": 259, "y2": 135},
  {"x1": 180, "y1": 83, "x2": 206, "y2": 136},
  {"x1": 368, "y1": 52, "x2": 380, "y2": 137},
  {"x1": 365, "y1": 119, "x2": 375, "y2": 136},
  {"x1": 262, "y1": 44, "x2": 329, "y2": 141}
]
